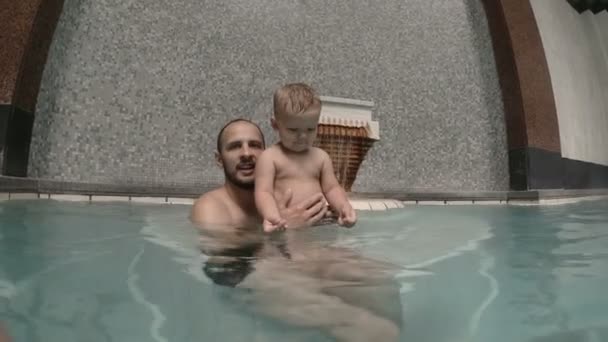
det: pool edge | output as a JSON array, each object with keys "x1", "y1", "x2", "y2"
[{"x1": 2, "y1": 176, "x2": 608, "y2": 210}]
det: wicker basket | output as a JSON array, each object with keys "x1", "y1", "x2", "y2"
[{"x1": 314, "y1": 124, "x2": 377, "y2": 192}]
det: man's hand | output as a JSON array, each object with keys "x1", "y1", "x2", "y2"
[{"x1": 276, "y1": 188, "x2": 328, "y2": 229}]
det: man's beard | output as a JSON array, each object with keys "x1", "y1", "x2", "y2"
[{"x1": 224, "y1": 169, "x2": 255, "y2": 190}]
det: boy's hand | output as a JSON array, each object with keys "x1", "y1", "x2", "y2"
[
  {"x1": 263, "y1": 217, "x2": 287, "y2": 232},
  {"x1": 338, "y1": 204, "x2": 357, "y2": 228}
]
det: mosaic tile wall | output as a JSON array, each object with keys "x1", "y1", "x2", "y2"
[{"x1": 30, "y1": 0, "x2": 509, "y2": 192}]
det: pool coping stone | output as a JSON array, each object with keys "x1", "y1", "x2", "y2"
[{"x1": 2, "y1": 176, "x2": 607, "y2": 209}]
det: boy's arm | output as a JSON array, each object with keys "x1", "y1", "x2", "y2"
[
  {"x1": 254, "y1": 150, "x2": 282, "y2": 223},
  {"x1": 319, "y1": 150, "x2": 350, "y2": 210},
  {"x1": 319, "y1": 149, "x2": 356, "y2": 227}
]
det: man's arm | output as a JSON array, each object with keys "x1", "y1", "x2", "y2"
[
  {"x1": 190, "y1": 192, "x2": 231, "y2": 225},
  {"x1": 254, "y1": 150, "x2": 285, "y2": 229},
  {"x1": 190, "y1": 193, "x2": 262, "y2": 254}
]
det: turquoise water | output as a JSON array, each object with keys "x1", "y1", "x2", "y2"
[{"x1": 0, "y1": 199, "x2": 607, "y2": 341}]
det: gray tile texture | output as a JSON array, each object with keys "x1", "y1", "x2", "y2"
[{"x1": 30, "y1": 0, "x2": 509, "y2": 192}]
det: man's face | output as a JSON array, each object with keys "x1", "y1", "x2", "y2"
[{"x1": 216, "y1": 121, "x2": 264, "y2": 189}]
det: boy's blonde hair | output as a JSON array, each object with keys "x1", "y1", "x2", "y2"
[{"x1": 273, "y1": 83, "x2": 321, "y2": 119}]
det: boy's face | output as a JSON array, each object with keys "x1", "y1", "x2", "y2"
[{"x1": 272, "y1": 108, "x2": 320, "y2": 152}]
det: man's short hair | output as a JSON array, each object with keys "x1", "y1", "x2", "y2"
[
  {"x1": 216, "y1": 118, "x2": 265, "y2": 152},
  {"x1": 273, "y1": 83, "x2": 321, "y2": 118}
]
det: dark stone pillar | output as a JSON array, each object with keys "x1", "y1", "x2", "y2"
[
  {"x1": 0, "y1": 0, "x2": 64, "y2": 176},
  {"x1": 482, "y1": 0, "x2": 564, "y2": 190}
]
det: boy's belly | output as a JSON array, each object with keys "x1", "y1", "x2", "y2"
[{"x1": 274, "y1": 178, "x2": 324, "y2": 205}]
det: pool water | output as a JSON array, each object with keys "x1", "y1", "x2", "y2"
[{"x1": 0, "y1": 199, "x2": 607, "y2": 341}]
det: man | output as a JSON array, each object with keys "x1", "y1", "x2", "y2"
[
  {"x1": 190, "y1": 118, "x2": 328, "y2": 228},
  {"x1": 0, "y1": 323, "x2": 10, "y2": 342},
  {"x1": 190, "y1": 118, "x2": 401, "y2": 341},
  {"x1": 190, "y1": 118, "x2": 329, "y2": 288}
]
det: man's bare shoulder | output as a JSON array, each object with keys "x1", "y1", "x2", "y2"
[
  {"x1": 260, "y1": 144, "x2": 283, "y2": 157},
  {"x1": 190, "y1": 188, "x2": 231, "y2": 224}
]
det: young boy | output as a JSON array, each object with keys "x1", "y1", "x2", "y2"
[{"x1": 255, "y1": 83, "x2": 357, "y2": 232}]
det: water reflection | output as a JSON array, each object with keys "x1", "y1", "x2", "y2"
[
  {"x1": 196, "y1": 222, "x2": 404, "y2": 342},
  {"x1": 480, "y1": 202, "x2": 608, "y2": 342},
  {"x1": 2, "y1": 200, "x2": 606, "y2": 342},
  {"x1": 0, "y1": 201, "x2": 157, "y2": 342}
]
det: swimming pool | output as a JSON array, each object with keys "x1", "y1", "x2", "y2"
[{"x1": 0, "y1": 199, "x2": 606, "y2": 341}]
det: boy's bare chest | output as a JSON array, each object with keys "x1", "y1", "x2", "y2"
[{"x1": 274, "y1": 154, "x2": 322, "y2": 180}]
